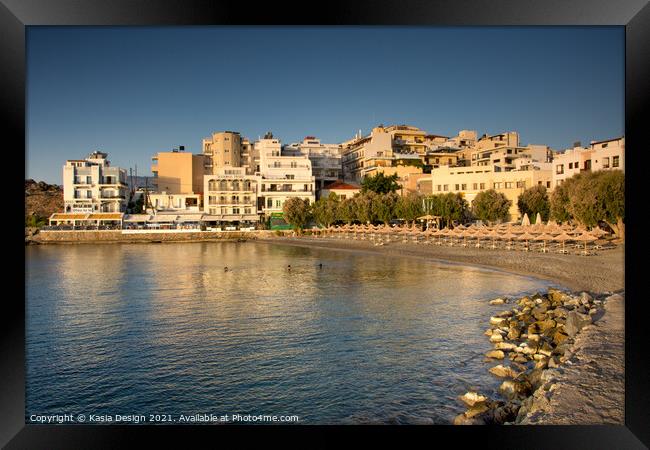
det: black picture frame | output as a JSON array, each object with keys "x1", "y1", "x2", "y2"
[{"x1": 3, "y1": 0, "x2": 649, "y2": 447}]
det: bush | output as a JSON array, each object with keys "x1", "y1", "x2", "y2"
[
  {"x1": 472, "y1": 189, "x2": 511, "y2": 223},
  {"x1": 282, "y1": 198, "x2": 312, "y2": 231},
  {"x1": 517, "y1": 185, "x2": 550, "y2": 223}
]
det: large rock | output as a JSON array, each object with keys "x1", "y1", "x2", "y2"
[
  {"x1": 564, "y1": 310, "x2": 592, "y2": 337},
  {"x1": 489, "y1": 297, "x2": 506, "y2": 305},
  {"x1": 459, "y1": 391, "x2": 487, "y2": 407},
  {"x1": 495, "y1": 342, "x2": 517, "y2": 351},
  {"x1": 490, "y1": 317, "x2": 508, "y2": 327},
  {"x1": 489, "y1": 333, "x2": 504, "y2": 343},
  {"x1": 486, "y1": 350, "x2": 505, "y2": 359},
  {"x1": 489, "y1": 364, "x2": 520, "y2": 378}
]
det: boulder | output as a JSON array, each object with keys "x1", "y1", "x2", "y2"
[
  {"x1": 507, "y1": 329, "x2": 521, "y2": 340},
  {"x1": 552, "y1": 329, "x2": 569, "y2": 346},
  {"x1": 484, "y1": 329, "x2": 493, "y2": 336},
  {"x1": 459, "y1": 391, "x2": 487, "y2": 407},
  {"x1": 495, "y1": 342, "x2": 517, "y2": 351},
  {"x1": 490, "y1": 333, "x2": 504, "y2": 343},
  {"x1": 489, "y1": 364, "x2": 520, "y2": 378},
  {"x1": 453, "y1": 414, "x2": 484, "y2": 425},
  {"x1": 464, "y1": 402, "x2": 490, "y2": 418},
  {"x1": 579, "y1": 292, "x2": 593, "y2": 305},
  {"x1": 492, "y1": 402, "x2": 520, "y2": 424},
  {"x1": 564, "y1": 310, "x2": 592, "y2": 337},
  {"x1": 486, "y1": 350, "x2": 505, "y2": 360},
  {"x1": 489, "y1": 297, "x2": 506, "y2": 305},
  {"x1": 490, "y1": 317, "x2": 508, "y2": 327},
  {"x1": 536, "y1": 319, "x2": 557, "y2": 333},
  {"x1": 496, "y1": 310, "x2": 514, "y2": 318}
]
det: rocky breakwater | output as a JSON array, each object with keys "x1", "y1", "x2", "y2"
[{"x1": 454, "y1": 288, "x2": 611, "y2": 425}]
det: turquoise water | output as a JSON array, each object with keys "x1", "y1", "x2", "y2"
[{"x1": 26, "y1": 242, "x2": 554, "y2": 424}]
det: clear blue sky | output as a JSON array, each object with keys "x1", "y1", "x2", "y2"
[{"x1": 26, "y1": 26, "x2": 624, "y2": 184}]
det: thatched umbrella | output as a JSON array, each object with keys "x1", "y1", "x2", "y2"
[
  {"x1": 535, "y1": 212, "x2": 542, "y2": 225},
  {"x1": 574, "y1": 232, "x2": 597, "y2": 254},
  {"x1": 521, "y1": 213, "x2": 531, "y2": 227},
  {"x1": 501, "y1": 231, "x2": 517, "y2": 249},
  {"x1": 535, "y1": 232, "x2": 555, "y2": 253},
  {"x1": 486, "y1": 229, "x2": 500, "y2": 249},
  {"x1": 510, "y1": 226, "x2": 526, "y2": 235},
  {"x1": 590, "y1": 227, "x2": 608, "y2": 238},
  {"x1": 517, "y1": 231, "x2": 537, "y2": 251},
  {"x1": 553, "y1": 232, "x2": 574, "y2": 253}
]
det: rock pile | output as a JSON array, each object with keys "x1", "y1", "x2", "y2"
[{"x1": 453, "y1": 288, "x2": 606, "y2": 425}]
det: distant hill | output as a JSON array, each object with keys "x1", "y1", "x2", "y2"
[{"x1": 25, "y1": 179, "x2": 63, "y2": 225}]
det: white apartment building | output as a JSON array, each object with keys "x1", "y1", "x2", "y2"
[
  {"x1": 202, "y1": 167, "x2": 260, "y2": 225},
  {"x1": 256, "y1": 135, "x2": 315, "y2": 216},
  {"x1": 552, "y1": 136, "x2": 624, "y2": 188},
  {"x1": 62, "y1": 151, "x2": 128, "y2": 213},
  {"x1": 283, "y1": 136, "x2": 343, "y2": 198}
]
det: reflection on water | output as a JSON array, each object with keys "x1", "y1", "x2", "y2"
[{"x1": 26, "y1": 242, "x2": 555, "y2": 424}]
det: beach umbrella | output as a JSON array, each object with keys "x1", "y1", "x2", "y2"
[
  {"x1": 510, "y1": 226, "x2": 526, "y2": 234},
  {"x1": 574, "y1": 232, "x2": 597, "y2": 254},
  {"x1": 535, "y1": 212, "x2": 542, "y2": 225},
  {"x1": 521, "y1": 213, "x2": 531, "y2": 227},
  {"x1": 553, "y1": 232, "x2": 574, "y2": 253},
  {"x1": 456, "y1": 224, "x2": 467, "y2": 230},
  {"x1": 535, "y1": 232, "x2": 555, "y2": 253},
  {"x1": 500, "y1": 231, "x2": 517, "y2": 248},
  {"x1": 590, "y1": 227, "x2": 608, "y2": 238},
  {"x1": 517, "y1": 231, "x2": 537, "y2": 250}
]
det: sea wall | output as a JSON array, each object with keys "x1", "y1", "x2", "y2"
[{"x1": 29, "y1": 229, "x2": 286, "y2": 244}]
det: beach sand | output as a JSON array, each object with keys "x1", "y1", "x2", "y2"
[{"x1": 258, "y1": 235, "x2": 625, "y2": 425}]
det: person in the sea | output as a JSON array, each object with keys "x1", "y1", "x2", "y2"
[
  {"x1": 287, "y1": 264, "x2": 291, "y2": 271},
  {"x1": 224, "y1": 266, "x2": 229, "y2": 272},
  {"x1": 319, "y1": 263, "x2": 323, "y2": 269}
]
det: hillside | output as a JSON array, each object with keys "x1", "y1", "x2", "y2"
[{"x1": 25, "y1": 179, "x2": 63, "y2": 226}]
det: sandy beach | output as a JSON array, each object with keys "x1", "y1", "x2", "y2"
[{"x1": 258, "y1": 235, "x2": 625, "y2": 425}]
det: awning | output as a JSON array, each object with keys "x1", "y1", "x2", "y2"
[
  {"x1": 87, "y1": 213, "x2": 124, "y2": 221},
  {"x1": 175, "y1": 214, "x2": 204, "y2": 222},
  {"x1": 149, "y1": 215, "x2": 178, "y2": 223},
  {"x1": 123, "y1": 214, "x2": 152, "y2": 222}
]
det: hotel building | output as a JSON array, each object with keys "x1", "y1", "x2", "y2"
[
  {"x1": 62, "y1": 151, "x2": 128, "y2": 213},
  {"x1": 552, "y1": 136, "x2": 624, "y2": 188},
  {"x1": 417, "y1": 164, "x2": 553, "y2": 222},
  {"x1": 150, "y1": 149, "x2": 204, "y2": 212},
  {"x1": 256, "y1": 135, "x2": 315, "y2": 216},
  {"x1": 203, "y1": 166, "x2": 260, "y2": 226},
  {"x1": 283, "y1": 136, "x2": 342, "y2": 198}
]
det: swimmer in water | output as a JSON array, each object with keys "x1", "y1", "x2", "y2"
[
  {"x1": 287, "y1": 264, "x2": 291, "y2": 271},
  {"x1": 319, "y1": 263, "x2": 323, "y2": 269},
  {"x1": 224, "y1": 266, "x2": 229, "y2": 272}
]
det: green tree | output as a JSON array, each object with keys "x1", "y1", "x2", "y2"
[
  {"x1": 472, "y1": 189, "x2": 511, "y2": 223},
  {"x1": 439, "y1": 193, "x2": 469, "y2": 227},
  {"x1": 360, "y1": 172, "x2": 400, "y2": 194},
  {"x1": 354, "y1": 192, "x2": 376, "y2": 223},
  {"x1": 396, "y1": 192, "x2": 424, "y2": 224},
  {"x1": 338, "y1": 197, "x2": 358, "y2": 224},
  {"x1": 550, "y1": 181, "x2": 572, "y2": 223},
  {"x1": 372, "y1": 192, "x2": 399, "y2": 224},
  {"x1": 282, "y1": 197, "x2": 312, "y2": 232},
  {"x1": 312, "y1": 193, "x2": 340, "y2": 227},
  {"x1": 517, "y1": 185, "x2": 550, "y2": 223}
]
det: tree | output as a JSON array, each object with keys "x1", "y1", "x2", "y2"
[
  {"x1": 517, "y1": 185, "x2": 550, "y2": 223},
  {"x1": 360, "y1": 172, "x2": 400, "y2": 194},
  {"x1": 312, "y1": 193, "x2": 340, "y2": 227},
  {"x1": 550, "y1": 181, "x2": 572, "y2": 223},
  {"x1": 282, "y1": 198, "x2": 312, "y2": 232},
  {"x1": 354, "y1": 192, "x2": 376, "y2": 223},
  {"x1": 372, "y1": 192, "x2": 399, "y2": 224},
  {"x1": 396, "y1": 192, "x2": 424, "y2": 224},
  {"x1": 472, "y1": 189, "x2": 511, "y2": 223},
  {"x1": 439, "y1": 193, "x2": 469, "y2": 227},
  {"x1": 338, "y1": 197, "x2": 358, "y2": 224}
]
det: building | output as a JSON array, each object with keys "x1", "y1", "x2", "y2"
[
  {"x1": 417, "y1": 164, "x2": 553, "y2": 221},
  {"x1": 320, "y1": 180, "x2": 361, "y2": 200},
  {"x1": 202, "y1": 166, "x2": 261, "y2": 227},
  {"x1": 202, "y1": 131, "x2": 244, "y2": 174},
  {"x1": 62, "y1": 151, "x2": 128, "y2": 213},
  {"x1": 256, "y1": 134, "x2": 316, "y2": 216},
  {"x1": 552, "y1": 137, "x2": 624, "y2": 188},
  {"x1": 283, "y1": 136, "x2": 342, "y2": 198},
  {"x1": 150, "y1": 148, "x2": 205, "y2": 212},
  {"x1": 366, "y1": 165, "x2": 426, "y2": 196}
]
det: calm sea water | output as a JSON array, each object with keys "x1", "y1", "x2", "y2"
[{"x1": 26, "y1": 242, "x2": 555, "y2": 424}]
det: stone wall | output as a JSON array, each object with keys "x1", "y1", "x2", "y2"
[{"x1": 32, "y1": 230, "x2": 282, "y2": 244}]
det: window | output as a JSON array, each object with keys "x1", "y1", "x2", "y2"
[
  {"x1": 233, "y1": 208, "x2": 239, "y2": 214},
  {"x1": 568, "y1": 163, "x2": 573, "y2": 169},
  {"x1": 461, "y1": 184, "x2": 467, "y2": 190},
  {"x1": 494, "y1": 182, "x2": 502, "y2": 189},
  {"x1": 556, "y1": 164, "x2": 564, "y2": 174},
  {"x1": 613, "y1": 156, "x2": 619, "y2": 167},
  {"x1": 291, "y1": 161, "x2": 297, "y2": 168},
  {"x1": 455, "y1": 184, "x2": 460, "y2": 191},
  {"x1": 602, "y1": 143, "x2": 608, "y2": 148},
  {"x1": 304, "y1": 184, "x2": 309, "y2": 192},
  {"x1": 443, "y1": 185, "x2": 448, "y2": 191},
  {"x1": 480, "y1": 183, "x2": 485, "y2": 190},
  {"x1": 602, "y1": 157, "x2": 610, "y2": 168},
  {"x1": 244, "y1": 208, "x2": 251, "y2": 214},
  {"x1": 276, "y1": 200, "x2": 282, "y2": 208},
  {"x1": 473, "y1": 183, "x2": 478, "y2": 190},
  {"x1": 267, "y1": 198, "x2": 273, "y2": 208},
  {"x1": 505, "y1": 182, "x2": 513, "y2": 189},
  {"x1": 436, "y1": 185, "x2": 442, "y2": 192},
  {"x1": 86, "y1": 176, "x2": 92, "y2": 184},
  {"x1": 274, "y1": 161, "x2": 281, "y2": 168},
  {"x1": 546, "y1": 181, "x2": 551, "y2": 188},
  {"x1": 516, "y1": 181, "x2": 526, "y2": 188},
  {"x1": 286, "y1": 174, "x2": 295, "y2": 180}
]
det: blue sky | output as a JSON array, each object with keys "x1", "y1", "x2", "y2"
[{"x1": 27, "y1": 26, "x2": 624, "y2": 184}]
